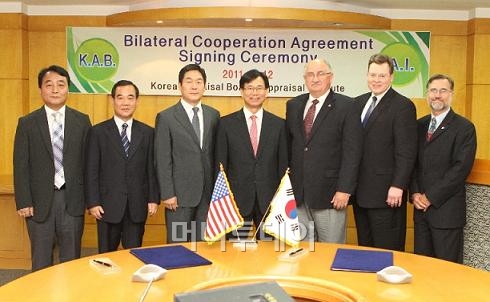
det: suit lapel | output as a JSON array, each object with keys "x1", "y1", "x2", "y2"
[
  {"x1": 364, "y1": 89, "x2": 393, "y2": 130},
  {"x1": 295, "y1": 96, "x2": 308, "y2": 142},
  {"x1": 128, "y1": 121, "x2": 143, "y2": 159},
  {"x1": 35, "y1": 107, "x2": 53, "y2": 159},
  {"x1": 235, "y1": 111, "x2": 256, "y2": 158},
  {"x1": 202, "y1": 105, "x2": 212, "y2": 150},
  {"x1": 174, "y1": 103, "x2": 200, "y2": 147},
  {"x1": 309, "y1": 91, "x2": 334, "y2": 141},
  {"x1": 428, "y1": 109, "x2": 455, "y2": 144},
  {"x1": 63, "y1": 107, "x2": 77, "y2": 155},
  {"x1": 257, "y1": 111, "x2": 271, "y2": 159},
  {"x1": 105, "y1": 119, "x2": 127, "y2": 158}
]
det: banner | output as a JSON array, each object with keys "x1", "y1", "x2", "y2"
[{"x1": 67, "y1": 27, "x2": 430, "y2": 97}]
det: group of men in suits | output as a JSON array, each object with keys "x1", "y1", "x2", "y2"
[
  {"x1": 13, "y1": 57, "x2": 476, "y2": 271},
  {"x1": 286, "y1": 55, "x2": 476, "y2": 264}
]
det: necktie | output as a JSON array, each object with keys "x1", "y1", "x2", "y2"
[
  {"x1": 121, "y1": 123, "x2": 130, "y2": 157},
  {"x1": 250, "y1": 114, "x2": 258, "y2": 157},
  {"x1": 51, "y1": 112, "x2": 64, "y2": 189},
  {"x1": 192, "y1": 107, "x2": 201, "y2": 146},
  {"x1": 362, "y1": 96, "x2": 377, "y2": 127},
  {"x1": 426, "y1": 117, "x2": 437, "y2": 141},
  {"x1": 304, "y1": 99, "x2": 319, "y2": 141}
]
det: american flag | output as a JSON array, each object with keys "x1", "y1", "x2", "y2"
[{"x1": 204, "y1": 167, "x2": 243, "y2": 242}]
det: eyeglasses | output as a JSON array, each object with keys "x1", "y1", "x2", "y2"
[
  {"x1": 244, "y1": 86, "x2": 266, "y2": 93},
  {"x1": 305, "y1": 71, "x2": 332, "y2": 80},
  {"x1": 368, "y1": 73, "x2": 390, "y2": 80},
  {"x1": 428, "y1": 88, "x2": 452, "y2": 95}
]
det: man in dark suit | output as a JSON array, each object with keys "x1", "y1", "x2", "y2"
[
  {"x1": 14, "y1": 65, "x2": 91, "y2": 271},
  {"x1": 85, "y1": 80, "x2": 159, "y2": 253},
  {"x1": 286, "y1": 59, "x2": 363, "y2": 243},
  {"x1": 155, "y1": 64, "x2": 220, "y2": 243},
  {"x1": 410, "y1": 74, "x2": 476, "y2": 263},
  {"x1": 354, "y1": 53, "x2": 418, "y2": 251},
  {"x1": 216, "y1": 69, "x2": 288, "y2": 239}
]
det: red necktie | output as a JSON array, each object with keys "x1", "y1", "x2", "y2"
[
  {"x1": 304, "y1": 99, "x2": 319, "y2": 141},
  {"x1": 250, "y1": 115, "x2": 258, "y2": 157}
]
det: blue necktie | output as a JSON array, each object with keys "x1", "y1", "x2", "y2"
[
  {"x1": 362, "y1": 96, "x2": 377, "y2": 128},
  {"x1": 121, "y1": 123, "x2": 129, "y2": 157}
]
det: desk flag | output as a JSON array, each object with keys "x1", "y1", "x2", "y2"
[
  {"x1": 263, "y1": 170, "x2": 300, "y2": 247},
  {"x1": 204, "y1": 164, "x2": 244, "y2": 242}
]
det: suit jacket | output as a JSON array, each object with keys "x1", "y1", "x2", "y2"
[
  {"x1": 14, "y1": 106, "x2": 91, "y2": 222},
  {"x1": 286, "y1": 91, "x2": 363, "y2": 209},
  {"x1": 154, "y1": 101, "x2": 220, "y2": 207},
  {"x1": 85, "y1": 119, "x2": 159, "y2": 224},
  {"x1": 215, "y1": 109, "x2": 288, "y2": 216},
  {"x1": 354, "y1": 88, "x2": 418, "y2": 208},
  {"x1": 410, "y1": 109, "x2": 476, "y2": 228}
]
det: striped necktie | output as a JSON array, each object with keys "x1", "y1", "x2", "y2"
[
  {"x1": 121, "y1": 123, "x2": 130, "y2": 157},
  {"x1": 52, "y1": 112, "x2": 65, "y2": 189}
]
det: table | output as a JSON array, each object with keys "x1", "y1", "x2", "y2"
[{"x1": 1, "y1": 241, "x2": 489, "y2": 301}]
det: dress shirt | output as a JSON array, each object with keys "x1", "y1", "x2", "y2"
[
  {"x1": 360, "y1": 89, "x2": 389, "y2": 122},
  {"x1": 114, "y1": 116, "x2": 133, "y2": 142},
  {"x1": 430, "y1": 108, "x2": 450, "y2": 132},
  {"x1": 45, "y1": 105, "x2": 66, "y2": 138},
  {"x1": 303, "y1": 90, "x2": 330, "y2": 122}
]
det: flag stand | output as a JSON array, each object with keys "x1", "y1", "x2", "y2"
[{"x1": 230, "y1": 225, "x2": 258, "y2": 249}]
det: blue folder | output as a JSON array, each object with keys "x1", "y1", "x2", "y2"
[
  {"x1": 330, "y1": 248, "x2": 393, "y2": 272},
  {"x1": 130, "y1": 245, "x2": 212, "y2": 270}
]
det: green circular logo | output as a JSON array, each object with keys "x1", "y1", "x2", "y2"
[
  {"x1": 75, "y1": 38, "x2": 119, "y2": 82},
  {"x1": 382, "y1": 43, "x2": 421, "y2": 86}
]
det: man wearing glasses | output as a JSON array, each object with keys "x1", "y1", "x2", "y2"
[
  {"x1": 410, "y1": 74, "x2": 476, "y2": 263},
  {"x1": 286, "y1": 59, "x2": 363, "y2": 243},
  {"x1": 353, "y1": 53, "x2": 417, "y2": 251},
  {"x1": 215, "y1": 69, "x2": 288, "y2": 240}
]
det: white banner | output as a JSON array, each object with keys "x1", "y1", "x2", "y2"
[{"x1": 67, "y1": 27, "x2": 430, "y2": 98}]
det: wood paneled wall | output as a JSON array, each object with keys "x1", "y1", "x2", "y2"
[{"x1": 1, "y1": 8, "x2": 489, "y2": 268}]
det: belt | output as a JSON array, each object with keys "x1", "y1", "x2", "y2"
[{"x1": 54, "y1": 184, "x2": 66, "y2": 190}]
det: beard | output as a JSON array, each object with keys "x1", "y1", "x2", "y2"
[{"x1": 429, "y1": 100, "x2": 448, "y2": 112}]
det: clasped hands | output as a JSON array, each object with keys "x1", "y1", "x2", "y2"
[{"x1": 88, "y1": 203, "x2": 159, "y2": 220}]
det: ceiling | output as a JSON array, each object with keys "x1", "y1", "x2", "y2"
[
  {"x1": 1, "y1": 0, "x2": 490, "y2": 20},
  {"x1": 0, "y1": 0, "x2": 489, "y2": 10}
]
